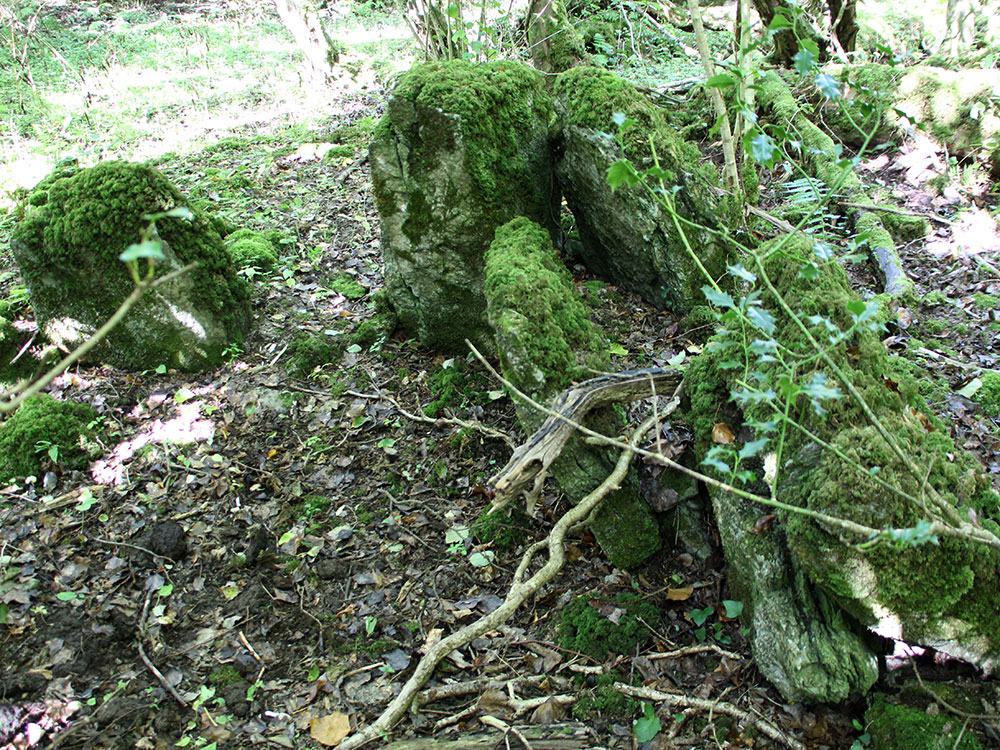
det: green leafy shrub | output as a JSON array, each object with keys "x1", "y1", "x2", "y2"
[
  {"x1": 556, "y1": 593, "x2": 658, "y2": 660},
  {"x1": 286, "y1": 333, "x2": 345, "y2": 378},
  {"x1": 0, "y1": 394, "x2": 101, "y2": 482}
]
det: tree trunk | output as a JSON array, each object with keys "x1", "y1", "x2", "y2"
[
  {"x1": 272, "y1": 0, "x2": 338, "y2": 83},
  {"x1": 751, "y1": 0, "x2": 811, "y2": 66},
  {"x1": 945, "y1": 0, "x2": 977, "y2": 57},
  {"x1": 826, "y1": 0, "x2": 857, "y2": 54},
  {"x1": 526, "y1": 0, "x2": 587, "y2": 74}
]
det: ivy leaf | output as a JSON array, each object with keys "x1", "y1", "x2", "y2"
[
  {"x1": 611, "y1": 111, "x2": 635, "y2": 129},
  {"x1": 722, "y1": 600, "x2": 744, "y2": 618},
  {"x1": 814, "y1": 241, "x2": 834, "y2": 260},
  {"x1": 705, "y1": 73, "x2": 735, "y2": 89},
  {"x1": 607, "y1": 160, "x2": 639, "y2": 189},
  {"x1": 747, "y1": 130, "x2": 779, "y2": 165},
  {"x1": 738, "y1": 438, "x2": 769, "y2": 460},
  {"x1": 633, "y1": 703, "x2": 661, "y2": 743},
  {"x1": 815, "y1": 73, "x2": 842, "y2": 101},
  {"x1": 793, "y1": 48, "x2": 816, "y2": 75},
  {"x1": 799, "y1": 262, "x2": 819, "y2": 281},
  {"x1": 690, "y1": 607, "x2": 714, "y2": 626},
  {"x1": 727, "y1": 263, "x2": 757, "y2": 283},
  {"x1": 702, "y1": 286, "x2": 735, "y2": 309},
  {"x1": 747, "y1": 306, "x2": 776, "y2": 335}
]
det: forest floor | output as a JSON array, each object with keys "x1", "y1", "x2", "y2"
[{"x1": 1, "y1": 2, "x2": 999, "y2": 750}]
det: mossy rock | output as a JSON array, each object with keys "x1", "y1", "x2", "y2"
[
  {"x1": 10, "y1": 161, "x2": 252, "y2": 371},
  {"x1": 0, "y1": 394, "x2": 101, "y2": 482},
  {"x1": 552, "y1": 66, "x2": 735, "y2": 312},
  {"x1": 370, "y1": 59, "x2": 557, "y2": 352},
  {"x1": 556, "y1": 593, "x2": 658, "y2": 661},
  {"x1": 686, "y1": 232, "x2": 1000, "y2": 699},
  {"x1": 0, "y1": 316, "x2": 36, "y2": 385},
  {"x1": 484, "y1": 217, "x2": 660, "y2": 569},
  {"x1": 224, "y1": 228, "x2": 279, "y2": 270}
]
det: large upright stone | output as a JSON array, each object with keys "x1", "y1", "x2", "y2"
[
  {"x1": 485, "y1": 217, "x2": 661, "y2": 569},
  {"x1": 369, "y1": 60, "x2": 557, "y2": 352},
  {"x1": 10, "y1": 161, "x2": 252, "y2": 372},
  {"x1": 686, "y1": 233, "x2": 1000, "y2": 702},
  {"x1": 553, "y1": 67, "x2": 734, "y2": 312}
]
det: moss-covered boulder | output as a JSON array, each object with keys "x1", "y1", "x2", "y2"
[
  {"x1": 484, "y1": 217, "x2": 660, "y2": 569},
  {"x1": 10, "y1": 161, "x2": 252, "y2": 371},
  {"x1": 369, "y1": 60, "x2": 558, "y2": 353},
  {"x1": 552, "y1": 67, "x2": 734, "y2": 312},
  {"x1": 0, "y1": 394, "x2": 101, "y2": 482},
  {"x1": 686, "y1": 233, "x2": 1000, "y2": 702}
]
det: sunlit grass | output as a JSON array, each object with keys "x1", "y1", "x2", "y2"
[{"x1": 0, "y1": 2, "x2": 415, "y2": 204}]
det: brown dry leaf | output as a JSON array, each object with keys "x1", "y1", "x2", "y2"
[
  {"x1": 310, "y1": 711, "x2": 351, "y2": 746},
  {"x1": 666, "y1": 586, "x2": 693, "y2": 601},
  {"x1": 712, "y1": 422, "x2": 735, "y2": 444}
]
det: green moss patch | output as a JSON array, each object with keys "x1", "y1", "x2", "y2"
[
  {"x1": 471, "y1": 508, "x2": 530, "y2": 551},
  {"x1": 556, "y1": 593, "x2": 658, "y2": 661},
  {"x1": 978, "y1": 371, "x2": 1000, "y2": 417},
  {"x1": 224, "y1": 228, "x2": 279, "y2": 270},
  {"x1": 286, "y1": 333, "x2": 345, "y2": 378},
  {"x1": 423, "y1": 357, "x2": 490, "y2": 418},
  {"x1": 0, "y1": 395, "x2": 101, "y2": 482},
  {"x1": 484, "y1": 217, "x2": 606, "y2": 400},
  {"x1": 866, "y1": 694, "x2": 984, "y2": 750},
  {"x1": 329, "y1": 273, "x2": 367, "y2": 300}
]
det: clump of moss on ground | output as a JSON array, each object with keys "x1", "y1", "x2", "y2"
[
  {"x1": 866, "y1": 694, "x2": 983, "y2": 750},
  {"x1": 423, "y1": 357, "x2": 491, "y2": 417},
  {"x1": 286, "y1": 333, "x2": 345, "y2": 378},
  {"x1": 329, "y1": 273, "x2": 367, "y2": 300},
  {"x1": 472, "y1": 507, "x2": 530, "y2": 551},
  {"x1": 978, "y1": 371, "x2": 1000, "y2": 417},
  {"x1": 0, "y1": 394, "x2": 101, "y2": 482},
  {"x1": 556, "y1": 593, "x2": 658, "y2": 661},
  {"x1": 572, "y1": 671, "x2": 640, "y2": 719},
  {"x1": 224, "y1": 228, "x2": 279, "y2": 270}
]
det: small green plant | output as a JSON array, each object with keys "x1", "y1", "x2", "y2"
[
  {"x1": 471, "y1": 507, "x2": 530, "y2": 551},
  {"x1": 423, "y1": 357, "x2": 493, "y2": 417}
]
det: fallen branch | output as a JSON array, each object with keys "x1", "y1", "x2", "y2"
[
  {"x1": 336, "y1": 414, "x2": 659, "y2": 749},
  {"x1": 614, "y1": 683, "x2": 805, "y2": 750}
]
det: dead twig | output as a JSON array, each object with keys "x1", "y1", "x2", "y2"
[{"x1": 615, "y1": 683, "x2": 805, "y2": 750}]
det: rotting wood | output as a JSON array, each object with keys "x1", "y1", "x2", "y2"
[{"x1": 488, "y1": 368, "x2": 681, "y2": 513}]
